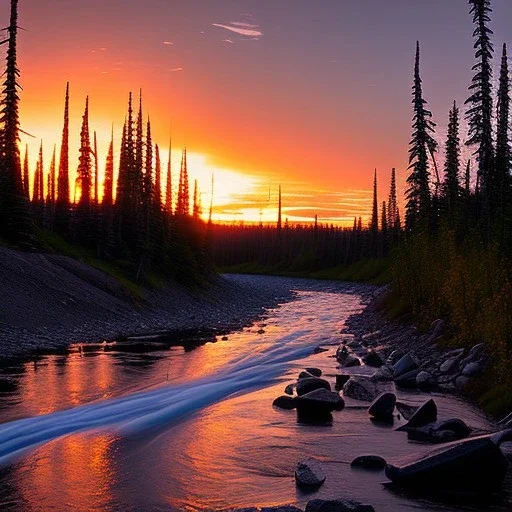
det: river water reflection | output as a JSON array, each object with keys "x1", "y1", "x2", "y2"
[{"x1": 0, "y1": 279, "x2": 510, "y2": 511}]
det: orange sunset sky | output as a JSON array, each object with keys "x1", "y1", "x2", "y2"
[{"x1": 3, "y1": 0, "x2": 512, "y2": 224}]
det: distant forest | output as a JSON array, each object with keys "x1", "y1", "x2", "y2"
[{"x1": 0, "y1": 0, "x2": 211, "y2": 285}]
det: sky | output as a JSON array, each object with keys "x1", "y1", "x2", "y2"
[{"x1": 2, "y1": 0, "x2": 512, "y2": 224}]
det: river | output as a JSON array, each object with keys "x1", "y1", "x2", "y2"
[{"x1": 0, "y1": 278, "x2": 510, "y2": 511}]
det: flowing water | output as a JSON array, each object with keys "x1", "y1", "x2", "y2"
[{"x1": 0, "y1": 278, "x2": 510, "y2": 512}]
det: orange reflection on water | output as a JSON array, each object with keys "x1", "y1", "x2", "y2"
[{"x1": 15, "y1": 432, "x2": 118, "y2": 512}]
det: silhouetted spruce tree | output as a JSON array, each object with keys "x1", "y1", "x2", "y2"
[
  {"x1": 381, "y1": 201, "x2": 388, "y2": 233},
  {"x1": 46, "y1": 145, "x2": 56, "y2": 226},
  {"x1": 0, "y1": 0, "x2": 31, "y2": 242},
  {"x1": 93, "y1": 131, "x2": 99, "y2": 205},
  {"x1": 103, "y1": 128, "x2": 114, "y2": 207},
  {"x1": 55, "y1": 82, "x2": 70, "y2": 234},
  {"x1": 33, "y1": 141, "x2": 44, "y2": 204},
  {"x1": 165, "y1": 140, "x2": 173, "y2": 215},
  {"x1": 442, "y1": 101, "x2": 462, "y2": 217},
  {"x1": 277, "y1": 184, "x2": 282, "y2": 231},
  {"x1": 465, "y1": 0, "x2": 494, "y2": 212},
  {"x1": 153, "y1": 144, "x2": 161, "y2": 209},
  {"x1": 77, "y1": 97, "x2": 92, "y2": 208},
  {"x1": 495, "y1": 42, "x2": 511, "y2": 233},
  {"x1": 387, "y1": 167, "x2": 399, "y2": 230},
  {"x1": 405, "y1": 42, "x2": 437, "y2": 230},
  {"x1": 192, "y1": 179, "x2": 200, "y2": 219},
  {"x1": 22, "y1": 144, "x2": 29, "y2": 198},
  {"x1": 370, "y1": 168, "x2": 378, "y2": 232},
  {"x1": 176, "y1": 149, "x2": 190, "y2": 216}
]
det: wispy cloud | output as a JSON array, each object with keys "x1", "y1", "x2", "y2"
[
  {"x1": 212, "y1": 22, "x2": 263, "y2": 39},
  {"x1": 223, "y1": 38, "x2": 234, "y2": 44},
  {"x1": 170, "y1": 67, "x2": 183, "y2": 72},
  {"x1": 163, "y1": 41, "x2": 174, "y2": 46}
]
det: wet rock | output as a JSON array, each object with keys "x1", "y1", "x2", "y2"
[
  {"x1": 371, "y1": 366, "x2": 393, "y2": 382},
  {"x1": 395, "y1": 368, "x2": 420, "y2": 388},
  {"x1": 314, "y1": 346, "x2": 328, "y2": 354},
  {"x1": 285, "y1": 383, "x2": 296, "y2": 396},
  {"x1": 221, "y1": 336, "x2": 228, "y2": 341},
  {"x1": 407, "y1": 419, "x2": 471, "y2": 443},
  {"x1": 261, "y1": 507, "x2": 303, "y2": 512},
  {"x1": 296, "y1": 377, "x2": 331, "y2": 396},
  {"x1": 455, "y1": 376, "x2": 470, "y2": 390},
  {"x1": 368, "y1": 392, "x2": 396, "y2": 420},
  {"x1": 305, "y1": 499, "x2": 375, "y2": 512},
  {"x1": 273, "y1": 396, "x2": 297, "y2": 410},
  {"x1": 343, "y1": 377, "x2": 377, "y2": 402},
  {"x1": 385, "y1": 432, "x2": 511, "y2": 491},
  {"x1": 342, "y1": 355, "x2": 361, "y2": 368},
  {"x1": 362, "y1": 350, "x2": 384, "y2": 368},
  {"x1": 468, "y1": 343, "x2": 485, "y2": 359},
  {"x1": 416, "y1": 371, "x2": 435, "y2": 389},
  {"x1": 257, "y1": 329, "x2": 265, "y2": 334},
  {"x1": 393, "y1": 353, "x2": 418, "y2": 377},
  {"x1": 305, "y1": 367, "x2": 322, "y2": 377},
  {"x1": 351, "y1": 455, "x2": 386, "y2": 470},
  {"x1": 397, "y1": 399, "x2": 437, "y2": 431},
  {"x1": 440, "y1": 357, "x2": 459, "y2": 375},
  {"x1": 462, "y1": 361, "x2": 485, "y2": 377},
  {"x1": 335, "y1": 374, "x2": 351, "y2": 390},
  {"x1": 336, "y1": 345, "x2": 349, "y2": 363},
  {"x1": 295, "y1": 457, "x2": 326, "y2": 488},
  {"x1": 299, "y1": 371, "x2": 315, "y2": 380},
  {"x1": 296, "y1": 388, "x2": 345, "y2": 415},
  {"x1": 386, "y1": 349, "x2": 404, "y2": 366}
]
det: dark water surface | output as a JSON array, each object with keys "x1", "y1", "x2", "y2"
[{"x1": 0, "y1": 280, "x2": 510, "y2": 511}]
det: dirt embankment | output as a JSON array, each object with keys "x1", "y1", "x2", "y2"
[{"x1": 0, "y1": 247, "x2": 300, "y2": 361}]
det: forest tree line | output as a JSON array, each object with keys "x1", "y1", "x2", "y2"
[{"x1": 0, "y1": 0, "x2": 211, "y2": 285}]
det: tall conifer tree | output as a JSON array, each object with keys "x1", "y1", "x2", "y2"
[
  {"x1": 442, "y1": 101, "x2": 462, "y2": 215},
  {"x1": 405, "y1": 42, "x2": 437, "y2": 229},
  {"x1": 465, "y1": 0, "x2": 494, "y2": 208}
]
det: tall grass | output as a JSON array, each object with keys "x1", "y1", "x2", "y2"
[{"x1": 392, "y1": 227, "x2": 512, "y2": 416}]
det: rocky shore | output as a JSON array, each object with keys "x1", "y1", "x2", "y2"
[{"x1": 0, "y1": 247, "x2": 329, "y2": 362}]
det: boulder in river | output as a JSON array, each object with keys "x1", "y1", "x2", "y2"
[
  {"x1": 395, "y1": 401, "x2": 418, "y2": 421},
  {"x1": 284, "y1": 383, "x2": 296, "y2": 396},
  {"x1": 394, "y1": 368, "x2": 420, "y2": 388},
  {"x1": 295, "y1": 457, "x2": 326, "y2": 488},
  {"x1": 296, "y1": 388, "x2": 345, "y2": 416},
  {"x1": 371, "y1": 366, "x2": 393, "y2": 382},
  {"x1": 362, "y1": 350, "x2": 384, "y2": 368},
  {"x1": 342, "y1": 355, "x2": 361, "y2": 368},
  {"x1": 336, "y1": 344, "x2": 349, "y2": 363},
  {"x1": 296, "y1": 377, "x2": 331, "y2": 396},
  {"x1": 299, "y1": 371, "x2": 316, "y2": 380},
  {"x1": 351, "y1": 455, "x2": 386, "y2": 470},
  {"x1": 406, "y1": 418, "x2": 471, "y2": 443},
  {"x1": 335, "y1": 374, "x2": 351, "y2": 390},
  {"x1": 368, "y1": 392, "x2": 396, "y2": 420},
  {"x1": 305, "y1": 499, "x2": 375, "y2": 512},
  {"x1": 392, "y1": 353, "x2": 418, "y2": 377},
  {"x1": 396, "y1": 398, "x2": 437, "y2": 431},
  {"x1": 416, "y1": 371, "x2": 435, "y2": 389},
  {"x1": 305, "y1": 367, "x2": 322, "y2": 377},
  {"x1": 273, "y1": 396, "x2": 297, "y2": 410},
  {"x1": 385, "y1": 430, "x2": 512, "y2": 492},
  {"x1": 343, "y1": 377, "x2": 377, "y2": 402},
  {"x1": 261, "y1": 507, "x2": 303, "y2": 512}
]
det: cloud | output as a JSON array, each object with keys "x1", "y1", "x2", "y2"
[
  {"x1": 224, "y1": 38, "x2": 233, "y2": 44},
  {"x1": 212, "y1": 22, "x2": 263, "y2": 38},
  {"x1": 170, "y1": 67, "x2": 183, "y2": 72},
  {"x1": 230, "y1": 21, "x2": 259, "y2": 29}
]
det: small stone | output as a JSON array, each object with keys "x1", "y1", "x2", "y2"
[
  {"x1": 368, "y1": 392, "x2": 396, "y2": 419},
  {"x1": 306, "y1": 499, "x2": 375, "y2": 512},
  {"x1": 335, "y1": 374, "x2": 351, "y2": 390},
  {"x1": 284, "y1": 383, "x2": 295, "y2": 396},
  {"x1": 351, "y1": 455, "x2": 386, "y2": 470},
  {"x1": 295, "y1": 457, "x2": 326, "y2": 488},
  {"x1": 362, "y1": 350, "x2": 384, "y2": 368},
  {"x1": 296, "y1": 388, "x2": 345, "y2": 415},
  {"x1": 440, "y1": 357, "x2": 459, "y2": 374},
  {"x1": 416, "y1": 371, "x2": 435, "y2": 389},
  {"x1": 343, "y1": 377, "x2": 377, "y2": 402},
  {"x1": 393, "y1": 353, "x2": 418, "y2": 377},
  {"x1": 273, "y1": 396, "x2": 296, "y2": 410},
  {"x1": 299, "y1": 371, "x2": 315, "y2": 380},
  {"x1": 296, "y1": 377, "x2": 331, "y2": 396},
  {"x1": 305, "y1": 367, "x2": 322, "y2": 377},
  {"x1": 342, "y1": 355, "x2": 361, "y2": 368},
  {"x1": 462, "y1": 361, "x2": 485, "y2": 377},
  {"x1": 397, "y1": 398, "x2": 437, "y2": 431}
]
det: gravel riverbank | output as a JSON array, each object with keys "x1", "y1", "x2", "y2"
[{"x1": 0, "y1": 247, "x2": 373, "y2": 362}]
